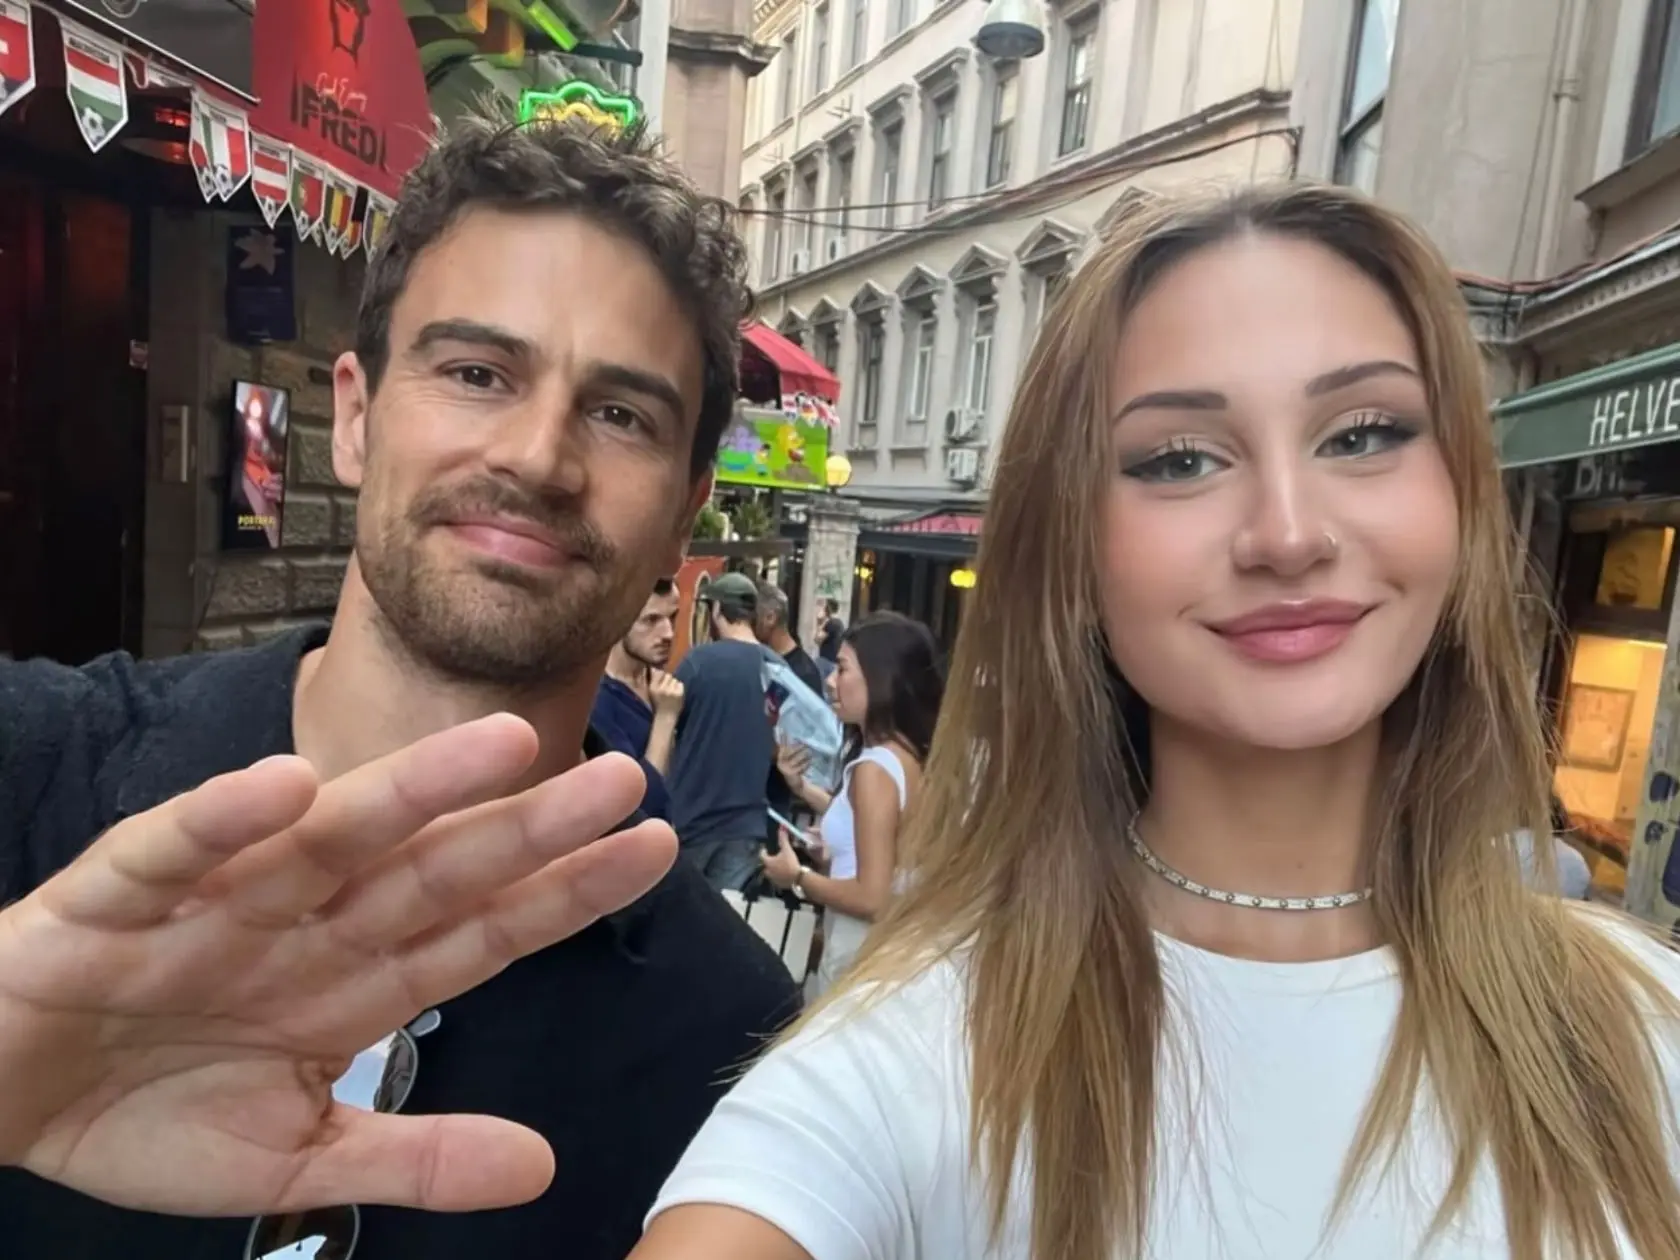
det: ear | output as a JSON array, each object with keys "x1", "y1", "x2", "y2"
[
  {"x1": 330, "y1": 351, "x2": 371, "y2": 489},
  {"x1": 666, "y1": 470, "x2": 714, "y2": 572}
]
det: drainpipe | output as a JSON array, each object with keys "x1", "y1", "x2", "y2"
[{"x1": 1534, "y1": 0, "x2": 1589, "y2": 279}]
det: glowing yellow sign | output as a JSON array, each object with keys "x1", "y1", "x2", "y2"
[{"x1": 519, "y1": 81, "x2": 642, "y2": 132}]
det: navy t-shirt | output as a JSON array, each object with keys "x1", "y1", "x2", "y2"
[
  {"x1": 668, "y1": 639, "x2": 775, "y2": 849},
  {"x1": 588, "y1": 676, "x2": 671, "y2": 821}
]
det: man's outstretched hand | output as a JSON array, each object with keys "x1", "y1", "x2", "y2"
[{"x1": 0, "y1": 715, "x2": 675, "y2": 1218}]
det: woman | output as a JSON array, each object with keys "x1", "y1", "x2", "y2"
[
  {"x1": 634, "y1": 185, "x2": 1680, "y2": 1259},
  {"x1": 764, "y1": 612, "x2": 942, "y2": 992}
]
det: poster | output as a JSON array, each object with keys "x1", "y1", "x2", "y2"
[
  {"x1": 222, "y1": 381, "x2": 290, "y2": 550},
  {"x1": 714, "y1": 410, "x2": 831, "y2": 491}
]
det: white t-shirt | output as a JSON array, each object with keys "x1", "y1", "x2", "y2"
[{"x1": 651, "y1": 920, "x2": 1680, "y2": 1259}]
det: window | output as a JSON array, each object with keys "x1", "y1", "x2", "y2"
[
  {"x1": 927, "y1": 93, "x2": 955, "y2": 209},
  {"x1": 739, "y1": 191, "x2": 757, "y2": 278},
  {"x1": 847, "y1": 0, "x2": 868, "y2": 68},
  {"x1": 889, "y1": 0, "x2": 913, "y2": 38},
  {"x1": 963, "y1": 302, "x2": 996, "y2": 413},
  {"x1": 1043, "y1": 268, "x2": 1069, "y2": 317},
  {"x1": 1631, "y1": 0, "x2": 1680, "y2": 153},
  {"x1": 778, "y1": 33, "x2": 798, "y2": 119},
  {"x1": 811, "y1": 4, "x2": 830, "y2": 95},
  {"x1": 856, "y1": 317, "x2": 884, "y2": 445},
  {"x1": 831, "y1": 147, "x2": 855, "y2": 253},
  {"x1": 1058, "y1": 16, "x2": 1095, "y2": 156},
  {"x1": 905, "y1": 311, "x2": 936, "y2": 426},
  {"x1": 877, "y1": 121, "x2": 902, "y2": 229},
  {"x1": 986, "y1": 65, "x2": 1017, "y2": 187},
  {"x1": 765, "y1": 184, "x2": 786, "y2": 281},
  {"x1": 814, "y1": 321, "x2": 842, "y2": 373},
  {"x1": 796, "y1": 165, "x2": 819, "y2": 259},
  {"x1": 1336, "y1": 0, "x2": 1398, "y2": 191}
]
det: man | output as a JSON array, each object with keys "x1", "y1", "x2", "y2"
[
  {"x1": 815, "y1": 596, "x2": 845, "y2": 664},
  {"x1": 0, "y1": 116, "x2": 798, "y2": 1259},
  {"x1": 667, "y1": 573, "x2": 777, "y2": 891},
  {"x1": 754, "y1": 581, "x2": 823, "y2": 697},
  {"x1": 591, "y1": 577, "x2": 685, "y2": 818}
]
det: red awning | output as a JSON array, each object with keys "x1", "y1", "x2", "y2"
[
  {"x1": 249, "y1": 0, "x2": 432, "y2": 203},
  {"x1": 884, "y1": 512, "x2": 984, "y2": 536},
  {"x1": 740, "y1": 321, "x2": 841, "y2": 422}
]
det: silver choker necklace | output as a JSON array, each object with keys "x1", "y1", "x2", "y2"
[{"x1": 1126, "y1": 818, "x2": 1374, "y2": 912}]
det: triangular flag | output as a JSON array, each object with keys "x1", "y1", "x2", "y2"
[
  {"x1": 0, "y1": 1, "x2": 37, "y2": 121},
  {"x1": 250, "y1": 135, "x2": 291, "y2": 229},
  {"x1": 188, "y1": 91, "x2": 252, "y2": 202},
  {"x1": 289, "y1": 152, "x2": 328, "y2": 244},
  {"x1": 59, "y1": 19, "x2": 127, "y2": 152},
  {"x1": 125, "y1": 51, "x2": 190, "y2": 93},
  {"x1": 363, "y1": 193, "x2": 395, "y2": 259},
  {"x1": 322, "y1": 170, "x2": 357, "y2": 255}
]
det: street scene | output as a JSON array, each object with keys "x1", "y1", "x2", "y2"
[{"x1": 3, "y1": 0, "x2": 1680, "y2": 1258}]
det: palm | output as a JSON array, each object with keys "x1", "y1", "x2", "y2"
[{"x1": 0, "y1": 715, "x2": 676, "y2": 1216}]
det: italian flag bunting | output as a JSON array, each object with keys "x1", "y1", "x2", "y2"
[
  {"x1": 289, "y1": 152, "x2": 328, "y2": 244},
  {"x1": 188, "y1": 90, "x2": 252, "y2": 202},
  {"x1": 0, "y1": 0, "x2": 35, "y2": 121},
  {"x1": 251, "y1": 135, "x2": 292, "y2": 229},
  {"x1": 60, "y1": 20, "x2": 127, "y2": 152}
]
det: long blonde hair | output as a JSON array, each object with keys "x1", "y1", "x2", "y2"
[{"x1": 817, "y1": 184, "x2": 1680, "y2": 1260}]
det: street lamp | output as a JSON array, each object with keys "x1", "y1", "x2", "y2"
[
  {"x1": 825, "y1": 453, "x2": 853, "y2": 492},
  {"x1": 975, "y1": 0, "x2": 1047, "y2": 59}
]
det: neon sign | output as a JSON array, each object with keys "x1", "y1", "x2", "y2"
[{"x1": 519, "y1": 81, "x2": 641, "y2": 133}]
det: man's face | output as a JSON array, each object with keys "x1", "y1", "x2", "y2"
[
  {"x1": 622, "y1": 589, "x2": 680, "y2": 669},
  {"x1": 330, "y1": 207, "x2": 712, "y2": 688}
]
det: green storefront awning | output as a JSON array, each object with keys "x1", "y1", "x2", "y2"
[{"x1": 1495, "y1": 340, "x2": 1680, "y2": 468}]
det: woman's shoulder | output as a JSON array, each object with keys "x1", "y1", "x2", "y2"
[{"x1": 793, "y1": 955, "x2": 969, "y2": 1067}]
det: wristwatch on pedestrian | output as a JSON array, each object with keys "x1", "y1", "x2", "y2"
[{"x1": 791, "y1": 867, "x2": 807, "y2": 897}]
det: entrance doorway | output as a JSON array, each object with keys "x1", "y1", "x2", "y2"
[{"x1": 0, "y1": 171, "x2": 146, "y2": 664}]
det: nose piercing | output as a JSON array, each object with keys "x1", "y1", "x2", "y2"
[{"x1": 1323, "y1": 529, "x2": 1340, "y2": 555}]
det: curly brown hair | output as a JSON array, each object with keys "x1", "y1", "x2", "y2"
[{"x1": 354, "y1": 114, "x2": 753, "y2": 477}]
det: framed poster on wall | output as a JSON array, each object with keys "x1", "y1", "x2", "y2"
[{"x1": 1560, "y1": 683, "x2": 1635, "y2": 772}]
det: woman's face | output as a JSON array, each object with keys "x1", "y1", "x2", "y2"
[
  {"x1": 832, "y1": 642, "x2": 869, "y2": 726},
  {"x1": 1101, "y1": 233, "x2": 1459, "y2": 751}
]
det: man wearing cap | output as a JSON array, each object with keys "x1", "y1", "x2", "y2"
[{"x1": 667, "y1": 572, "x2": 778, "y2": 891}]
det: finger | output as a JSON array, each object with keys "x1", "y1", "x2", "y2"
[
  {"x1": 214, "y1": 714, "x2": 539, "y2": 924},
  {"x1": 389, "y1": 821, "x2": 676, "y2": 1014},
  {"x1": 277, "y1": 1108, "x2": 554, "y2": 1213},
  {"x1": 322, "y1": 753, "x2": 647, "y2": 948},
  {"x1": 42, "y1": 757, "x2": 320, "y2": 929}
]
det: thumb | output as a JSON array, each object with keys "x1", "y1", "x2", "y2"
[{"x1": 278, "y1": 1110, "x2": 554, "y2": 1213}]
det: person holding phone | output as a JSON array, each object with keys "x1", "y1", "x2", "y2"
[{"x1": 763, "y1": 614, "x2": 943, "y2": 992}]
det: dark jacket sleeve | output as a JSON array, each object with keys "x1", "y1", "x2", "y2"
[{"x1": 0, "y1": 655, "x2": 140, "y2": 902}]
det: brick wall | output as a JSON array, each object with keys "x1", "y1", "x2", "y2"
[{"x1": 142, "y1": 208, "x2": 364, "y2": 657}]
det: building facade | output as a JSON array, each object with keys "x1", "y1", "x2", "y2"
[
  {"x1": 1292, "y1": 0, "x2": 1680, "y2": 926},
  {"x1": 737, "y1": 0, "x2": 1302, "y2": 512}
]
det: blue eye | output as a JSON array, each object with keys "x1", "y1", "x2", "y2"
[
  {"x1": 1319, "y1": 413, "x2": 1417, "y2": 458},
  {"x1": 1122, "y1": 443, "x2": 1228, "y2": 483}
]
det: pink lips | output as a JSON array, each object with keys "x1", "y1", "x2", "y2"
[
  {"x1": 445, "y1": 517, "x2": 568, "y2": 569},
  {"x1": 1207, "y1": 600, "x2": 1371, "y2": 664}
]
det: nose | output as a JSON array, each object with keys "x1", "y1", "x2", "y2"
[
  {"x1": 1230, "y1": 459, "x2": 1338, "y2": 578},
  {"x1": 479, "y1": 391, "x2": 587, "y2": 498}
]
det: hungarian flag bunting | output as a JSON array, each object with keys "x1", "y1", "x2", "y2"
[
  {"x1": 188, "y1": 91, "x2": 252, "y2": 202},
  {"x1": 250, "y1": 136, "x2": 291, "y2": 229},
  {"x1": 60, "y1": 20, "x2": 127, "y2": 152},
  {"x1": 363, "y1": 193, "x2": 395, "y2": 259},
  {"x1": 289, "y1": 152, "x2": 328, "y2": 243},
  {"x1": 322, "y1": 170, "x2": 357, "y2": 255},
  {"x1": 0, "y1": 0, "x2": 35, "y2": 121}
]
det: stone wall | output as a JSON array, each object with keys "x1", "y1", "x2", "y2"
[{"x1": 141, "y1": 207, "x2": 364, "y2": 657}]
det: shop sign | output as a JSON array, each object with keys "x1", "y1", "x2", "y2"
[
  {"x1": 57, "y1": 0, "x2": 253, "y2": 97},
  {"x1": 250, "y1": 0, "x2": 433, "y2": 202},
  {"x1": 519, "y1": 81, "x2": 641, "y2": 133},
  {"x1": 715, "y1": 411, "x2": 831, "y2": 492},
  {"x1": 1496, "y1": 342, "x2": 1680, "y2": 468}
]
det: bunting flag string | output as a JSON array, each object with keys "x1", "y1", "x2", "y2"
[
  {"x1": 250, "y1": 135, "x2": 292, "y2": 229},
  {"x1": 189, "y1": 89, "x2": 253, "y2": 202},
  {"x1": 59, "y1": 18, "x2": 128, "y2": 152},
  {"x1": 289, "y1": 151, "x2": 329, "y2": 244},
  {"x1": 363, "y1": 192, "x2": 395, "y2": 259},
  {"x1": 0, "y1": 0, "x2": 36, "y2": 120}
]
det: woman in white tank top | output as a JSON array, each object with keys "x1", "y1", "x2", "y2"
[{"x1": 761, "y1": 612, "x2": 943, "y2": 992}]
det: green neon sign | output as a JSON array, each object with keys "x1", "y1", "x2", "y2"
[{"x1": 519, "y1": 81, "x2": 642, "y2": 132}]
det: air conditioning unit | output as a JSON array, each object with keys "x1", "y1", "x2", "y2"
[
  {"x1": 945, "y1": 446, "x2": 981, "y2": 486},
  {"x1": 789, "y1": 248, "x2": 812, "y2": 275},
  {"x1": 943, "y1": 407, "x2": 980, "y2": 443},
  {"x1": 825, "y1": 236, "x2": 849, "y2": 263}
]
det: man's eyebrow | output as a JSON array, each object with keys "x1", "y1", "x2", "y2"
[
  {"x1": 1113, "y1": 389, "x2": 1228, "y2": 424},
  {"x1": 580, "y1": 361, "x2": 688, "y2": 419},
  {"x1": 1304, "y1": 360, "x2": 1420, "y2": 396},
  {"x1": 407, "y1": 319, "x2": 535, "y2": 360}
]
